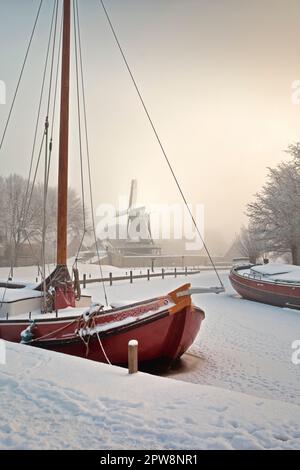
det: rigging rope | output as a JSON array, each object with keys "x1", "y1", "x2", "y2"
[
  {"x1": 0, "y1": 1, "x2": 53, "y2": 307},
  {"x1": 0, "y1": 0, "x2": 44, "y2": 153},
  {"x1": 75, "y1": 0, "x2": 109, "y2": 306},
  {"x1": 46, "y1": 0, "x2": 59, "y2": 117},
  {"x1": 40, "y1": 0, "x2": 61, "y2": 310},
  {"x1": 41, "y1": 116, "x2": 49, "y2": 312},
  {"x1": 73, "y1": 0, "x2": 87, "y2": 265},
  {"x1": 2, "y1": 1, "x2": 61, "y2": 308},
  {"x1": 19, "y1": 0, "x2": 58, "y2": 240},
  {"x1": 98, "y1": 0, "x2": 224, "y2": 289},
  {"x1": 47, "y1": 9, "x2": 63, "y2": 187},
  {"x1": 15, "y1": 0, "x2": 59, "y2": 286}
]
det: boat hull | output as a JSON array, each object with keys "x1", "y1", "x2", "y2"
[
  {"x1": 229, "y1": 267, "x2": 300, "y2": 308},
  {"x1": 0, "y1": 287, "x2": 204, "y2": 365},
  {"x1": 34, "y1": 305, "x2": 204, "y2": 365}
]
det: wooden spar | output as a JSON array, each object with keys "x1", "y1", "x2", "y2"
[{"x1": 57, "y1": 0, "x2": 71, "y2": 266}]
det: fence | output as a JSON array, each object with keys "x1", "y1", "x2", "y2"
[{"x1": 80, "y1": 268, "x2": 201, "y2": 288}]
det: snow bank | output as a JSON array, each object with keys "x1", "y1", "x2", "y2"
[{"x1": 0, "y1": 342, "x2": 300, "y2": 450}]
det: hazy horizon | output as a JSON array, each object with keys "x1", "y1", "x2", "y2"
[{"x1": 1, "y1": 0, "x2": 300, "y2": 255}]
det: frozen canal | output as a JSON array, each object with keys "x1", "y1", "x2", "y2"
[
  {"x1": 1, "y1": 265, "x2": 299, "y2": 406},
  {"x1": 86, "y1": 270, "x2": 300, "y2": 406}
]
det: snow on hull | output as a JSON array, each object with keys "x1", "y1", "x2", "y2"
[{"x1": 1, "y1": 342, "x2": 300, "y2": 450}]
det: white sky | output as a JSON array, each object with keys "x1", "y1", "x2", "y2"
[{"x1": 1, "y1": 0, "x2": 300, "y2": 253}]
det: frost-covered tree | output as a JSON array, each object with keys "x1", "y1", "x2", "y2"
[{"x1": 247, "y1": 145, "x2": 300, "y2": 265}]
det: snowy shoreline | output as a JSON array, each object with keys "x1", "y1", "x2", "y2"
[
  {"x1": 0, "y1": 268, "x2": 299, "y2": 450},
  {"x1": 1, "y1": 341, "x2": 300, "y2": 450}
]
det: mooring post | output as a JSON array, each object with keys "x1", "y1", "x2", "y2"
[
  {"x1": 147, "y1": 269, "x2": 150, "y2": 281},
  {"x1": 162, "y1": 268, "x2": 165, "y2": 280},
  {"x1": 175, "y1": 268, "x2": 177, "y2": 278},
  {"x1": 185, "y1": 267, "x2": 188, "y2": 276},
  {"x1": 130, "y1": 271, "x2": 133, "y2": 284},
  {"x1": 83, "y1": 274, "x2": 86, "y2": 289},
  {"x1": 109, "y1": 273, "x2": 113, "y2": 286},
  {"x1": 128, "y1": 340, "x2": 138, "y2": 374}
]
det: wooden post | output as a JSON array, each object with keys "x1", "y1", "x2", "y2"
[
  {"x1": 147, "y1": 269, "x2": 150, "y2": 281},
  {"x1": 162, "y1": 268, "x2": 165, "y2": 280},
  {"x1": 185, "y1": 267, "x2": 188, "y2": 276},
  {"x1": 130, "y1": 271, "x2": 133, "y2": 284},
  {"x1": 109, "y1": 273, "x2": 113, "y2": 286},
  {"x1": 174, "y1": 268, "x2": 177, "y2": 278},
  {"x1": 128, "y1": 340, "x2": 138, "y2": 374},
  {"x1": 83, "y1": 274, "x2": 86, "y2": 289}
]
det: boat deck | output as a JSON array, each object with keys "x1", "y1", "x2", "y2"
[{"x1": 238, "y1": 264, "x2": 300, "y2": 285}]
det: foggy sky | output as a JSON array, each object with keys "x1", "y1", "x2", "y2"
[{"x1": 1, "y1": 0, "x2": 300, "y2": 254}]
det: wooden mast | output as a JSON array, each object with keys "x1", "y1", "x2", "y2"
[{"x1": 57, "y1": 0, "x2": 71, "y2": 266}]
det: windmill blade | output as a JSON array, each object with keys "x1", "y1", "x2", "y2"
[
  {"x1": 128, "y1": 206, "x2": 146, "y2": 218},
  {"x1": 115, "y1": 209, "x2": 130, "y2": 219},
  {"x1": 148, "y1": 216, "x2": 154, "y2": 244},
  {"x1": 129, "y1": 179, "x2": 138, "y2": 210}
]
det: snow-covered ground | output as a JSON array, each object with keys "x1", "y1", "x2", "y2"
[
  {"x1": 82, "y1": 270, "x2": 300, "y2": 407},
  {"x1": 1, "y1": 342, "x2": 300, "y2": 450},
  {"x1": 0, "y1": 267, "x2": 300, "y2": 449}
]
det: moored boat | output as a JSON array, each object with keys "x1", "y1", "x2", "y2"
[
  {"x1": 0, "y1": 0, "x2": 225, "y2": 366},
  {"x1": 0, "y1": 284, "x2": 206, "y2": 365},
  {"x1": 229, "y1": 264, "x2": 300, "y2": 309}
]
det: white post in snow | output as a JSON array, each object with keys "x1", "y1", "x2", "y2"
[{"x1": 128, "y1": 340, "x2": 138, "y2": 374}]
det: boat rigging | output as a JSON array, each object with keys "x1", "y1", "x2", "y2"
[{"x1": 0, "y1": 0, "x2": 224, "y2": 367}]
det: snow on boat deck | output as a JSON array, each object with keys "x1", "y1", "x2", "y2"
[
  {"x1": 0, "y1": 287, "x2": 41, "y2": 303},
  {"x1": 239, "y1": 263, "x2": 300, "y2": 283}
]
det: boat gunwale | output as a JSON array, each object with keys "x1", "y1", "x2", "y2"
[
  {"x1": 231, "y1": 266, "x2": 300, "y2": 289},
  {"x1": 29, "y1": 306, "x2": 205, "y2": 348},
  {"x1": 0, "y1": 294, "x2": 174, "y2": 325}
]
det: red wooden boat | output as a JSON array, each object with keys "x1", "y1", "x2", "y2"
[
  {"x1": 229, "y1": 264, "x2": 300, "y2": 309},
  {"x1": 0, "y1": 0, "x2": 225, "y2": 366},
  {"x1": 0, "y1": 284, "x2": 205, "y2": 365}
]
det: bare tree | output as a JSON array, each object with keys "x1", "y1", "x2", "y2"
[
  {"x1": 0, "y1": 174, "x2": 86, "y2": 266},
  {"x1": 236, "y1": 225, "x2": 263, "y2": 264},
  {"x1": 247, "y1": 146, "x2": 300, "y2": 265}
]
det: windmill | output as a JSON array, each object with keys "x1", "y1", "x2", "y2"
[{"x1": 115, "y1": 180, "x2": 153, "y2": 243}]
